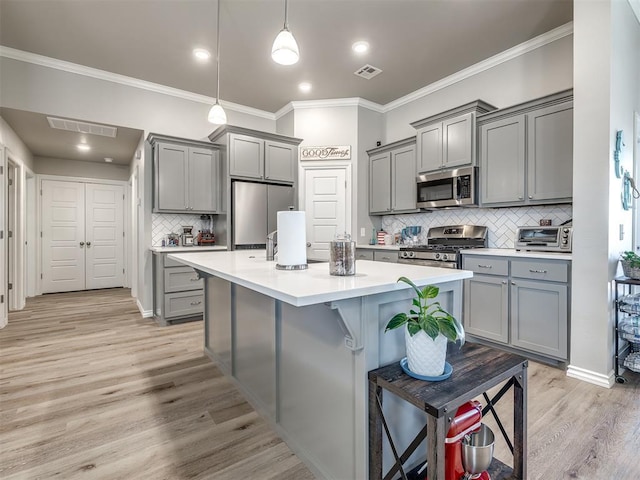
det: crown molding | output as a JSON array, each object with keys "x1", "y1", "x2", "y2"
[
  {"x1": 275, "y1": 97, "x2": 384, "y2": 119},
  {"x1": 383, "y1": 21, "x2": 574, "y2": 112},
  {"x1": 0, "y1": 45, "x2": 275, "y2": 121}
]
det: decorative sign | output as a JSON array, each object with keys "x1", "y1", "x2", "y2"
[{"x1": 300, "y1": 145, "x2": 351, "y2": 161}]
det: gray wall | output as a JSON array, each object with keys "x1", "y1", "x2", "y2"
[
  {"x1": 570, "y1": 0, "x2": 640, "y2": 383},
  {"x1": 35, "y1": 156, "x2": 130, "y2": 181},
  {"x1": 384, "y1": 33, "x2": 574, "y2": 143},
  {"x1": 0, "y1": 117, "x2": 34, "y2": 172}
]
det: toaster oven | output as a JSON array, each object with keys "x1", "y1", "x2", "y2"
[{"x1": 515, "y1": 226, "x2": 572, "y2": 252}]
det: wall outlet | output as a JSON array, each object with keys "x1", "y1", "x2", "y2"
[
  {"x1": 539, "y1": 219, "x2": 552, "y2": 226},
  {"x1": 360, "y1": 227, "x2": 366, "y2": 237}
]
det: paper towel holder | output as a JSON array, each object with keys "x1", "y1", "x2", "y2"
[{"x1": 276, "y1": 263, "x2": 308, "y2": 270}]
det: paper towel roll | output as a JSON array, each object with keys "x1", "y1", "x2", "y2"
[{"x1": 277, "y1": 211, "x2": 307, "y2": 267}]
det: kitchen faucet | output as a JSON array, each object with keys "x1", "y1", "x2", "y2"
[{"x1": 266, "y1": 230, "x2": 278, "y2": 261}]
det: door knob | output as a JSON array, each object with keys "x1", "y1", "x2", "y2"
[
  {"x1": 86, "y1": 241, "x2": 92, "y2": 247},
  {"x1": 80, "y1": 241, "x2": 85, "y2": 247},
  {"x1": 307, "y1": 242, "x2": 311, "y2": 247}
]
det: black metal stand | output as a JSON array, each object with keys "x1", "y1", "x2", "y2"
[{"x1": 614, "y1": 276, "x2": 640, "y2": 384}]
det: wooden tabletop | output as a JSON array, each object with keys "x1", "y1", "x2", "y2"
[{"x1": 368, "y1": 343, "x2": 528, "y2": 417}]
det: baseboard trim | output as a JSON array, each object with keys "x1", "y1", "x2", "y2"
[
  {"x1": 566, "y1": 364, "x2": 614, "y2": 389},
  {"x1": 136, "y1": 299, "x2": 153, "y2": 318}
]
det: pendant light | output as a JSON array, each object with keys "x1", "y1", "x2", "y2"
[
  {"x1": 208, "y1": 0, "x2": 227, "y2": 124},
  {"x1": 271, "y1": 0, "x2": 299, "y2": 65}
]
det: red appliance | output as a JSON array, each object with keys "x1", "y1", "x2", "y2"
[{"x1": 442, "y1": 400, "x2": 490, "y2": 480}]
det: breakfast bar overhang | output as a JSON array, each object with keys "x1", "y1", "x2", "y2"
[{"x1": 169, "y1": 250, "x2": 473, "y2": 480}]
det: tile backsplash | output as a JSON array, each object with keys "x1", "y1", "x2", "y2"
[
  {"x1": 381, "y1": 204, "x2": 572, "y2": 248},
  {"x1": 152, "y1": 213, "x2": 215, "y2": 246}
]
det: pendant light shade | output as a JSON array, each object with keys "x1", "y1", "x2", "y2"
[
  {"x1": 209, "y1": 0, "x2": 227, "y2": 124},
  {"x1": 208, "y1": 102, "x2": 227, "y2": 124},
  {"x1": 272, "y1": 0, "x2": 299, "y2": 65}
]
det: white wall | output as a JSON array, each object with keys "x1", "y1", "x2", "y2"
[
  {"x1": 34, "y1": 156, "x2": 130, "y2": 181},
  {"x1": 384, "y1": 34, "x2": 574, "y2": 142},
  {"x1": 0, "y1": 117, "x2": 34, "y2": 171},
  {"x1": 569, "y1": 0, "x2": 640, "y2": 386}
]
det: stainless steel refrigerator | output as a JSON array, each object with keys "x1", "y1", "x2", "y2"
[{"x1": 232, "y1": 181, "x2": 295, "y2": 248}]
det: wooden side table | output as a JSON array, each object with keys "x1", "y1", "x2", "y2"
[{"x1": 368, "y1": 343, "x2": 528, "y2": 480}]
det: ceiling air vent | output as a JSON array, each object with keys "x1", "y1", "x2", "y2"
[
  {"x1": 354, "y1": 64, "x2": 382, "y2": 80},
  {"x1": 47, "y1": 117, "x2": 117, "y2": 138}
]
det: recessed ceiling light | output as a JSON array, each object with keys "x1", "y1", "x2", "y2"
[
  {"x1": 104, "y1": 157, "x2": 113, "y2": 163},
  {"x1": 299, "y1": 82, "x2": 312, "y2": 93},
  {"x1": 193, "y1": 48, "x2": 211, "y2": 61},
  {"x1": 77, "y1": 144, "x2": 91, "y2": 152},
  {"x1": 352, "y1": 41, "x2": 369, "y2": 54}
]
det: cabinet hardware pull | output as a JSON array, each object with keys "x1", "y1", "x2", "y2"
[
  {"x1": 511, "y1": 281, "x2": 516, "y2": 285},
  {"x1": 529, "y1": 269, "x2": 548, "y2": 273},
  {"x1": 502, "y1": 281, "x2": 507, "y2": 284},
  {"x1": 190, "y1": 301, "x2": 202, "y2": 306},
  {"x1": 478, "y1": 264, "x2": 492, "y2": 268},
  {"x1": 190, "y1": 278, "x2": 199, "y2": 281}
]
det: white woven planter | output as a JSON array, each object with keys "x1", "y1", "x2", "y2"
[{"x1": 405, "y1": 325, "x2": 448, "y2": 377}]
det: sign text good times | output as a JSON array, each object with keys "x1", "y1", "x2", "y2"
[{"x1": 300, "y1": 145, "x2": 351, "y2": 160}]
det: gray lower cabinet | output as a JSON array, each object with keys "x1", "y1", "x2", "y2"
[
  {"x1": 153, "y1": 253, "x2": 204, "y2": 326},
  {"x1": 356, "y1": 248, "x2": 398, "y2": 263},
  {"x1": 463, "y1": 254, "x2": 570, "y2": 361},
  {"x1": 368, "y1": 137, "x2": 418, "y2": 215},
  {"x1": 149, "y1": 134, "x2": 220, "y2": 213},
  {"x1": 478, "y1": 89, "x2": 573, "y2": 207}
]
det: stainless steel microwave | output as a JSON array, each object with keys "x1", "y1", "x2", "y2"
[
  {"x1": 416, "y1": 166, "x2": 478, "y2": 209},
  {"x1": 515, "y1": 226, "x2": 573, "y2": 252}
]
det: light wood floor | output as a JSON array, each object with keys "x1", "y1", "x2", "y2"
[
  {"x1": 1, "y1": 289, "x2": 639, "y2": 480},
  {"x1": 0, "y1": 289, "x2": 315, "y2": 480}
]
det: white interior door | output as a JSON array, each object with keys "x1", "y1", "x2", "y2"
[
  {"x1": 85, "y1": 183, "x2": 124, "y2": 290},
  {"x1": 41, "y1": 180, "x2": 86, "y2": 293},
  {"x1": 0, "y1": 147, "x2": 6, "y2": 327},
  {"x1": 304, "y1": 167, "x2": 348, "y2": 261}
]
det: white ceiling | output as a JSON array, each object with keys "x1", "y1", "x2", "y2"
[{"x1": 0, "y1": 0, "x2": 573, "y2": 164}]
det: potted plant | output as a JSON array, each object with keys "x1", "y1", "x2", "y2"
[
  {"x1": 385, "y1": 276, "x2": 465, "y2": 377},
  {"x1": 621, "y1": 251, "x2": 640, "y2": 279}
]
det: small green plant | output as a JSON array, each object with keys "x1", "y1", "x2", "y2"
[
  {"x1": 385, "y1": 276, "x2": 465, "y2": 344},
  {"x1": 621, "y1": 251, "x2": 640, "y2": 268}
]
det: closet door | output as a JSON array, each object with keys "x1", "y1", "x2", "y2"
[
  {"x1": 85, "y1": 183, "x2": 124, "y2": 290},
  {"x1": 41, "y1": 180, "x2": 86, "y2": 293}
]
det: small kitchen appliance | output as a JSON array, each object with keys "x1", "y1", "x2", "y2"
[
  {"x1": 181, "y1": 226, "x2": 194, "y2": 247},
  {"x1": 398, "y1": 225, "x2": 488, "y2": 268},
  {"x1": 416, "y1": 166, "x2": 478, "y2": 209},
  {"x1": 197, "y1": 230, "x2": 216, "y2": 245},
  {"x1": 515, "y1": 225, "x2": 572, "y2": 252}
]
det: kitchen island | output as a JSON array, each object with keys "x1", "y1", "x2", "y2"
[{"x1": 169, "y1": 250, "x2": 472, "y2": 480}]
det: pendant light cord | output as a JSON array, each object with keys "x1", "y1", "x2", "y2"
[
  {"x1": 284, "y1": 0, "x2": 289, "y2": 29},
  {"x1": 216, "y1": 0, "x2": 221, "y2": 104}
]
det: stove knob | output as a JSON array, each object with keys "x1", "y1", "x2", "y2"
[
  {"x1": 409, "y1": 251, "x2": 415, "y2": 258},
  {"x1": 442, "y1": 253, "x2": 449, "y2": 261},
  {"x1": 434, "y1": 252, "x2": 441, "y2": 260}
]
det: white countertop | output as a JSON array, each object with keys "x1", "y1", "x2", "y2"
[
  {"x1": 461, "y1": 248, "x2": 572, "y2": 260},
  {"x1": 151, "y1": 245, "x2": 227, "y2": 253},
  {"x1": 168, "y1": 250, "x2": 472, "y2": 307},
  {"x1": 356, "y1": 244, "x2": 400, "y2": 251}
]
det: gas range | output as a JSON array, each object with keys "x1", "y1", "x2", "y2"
[{"x1": 398, "y1": 225, "x2": 488, "y2": 268}]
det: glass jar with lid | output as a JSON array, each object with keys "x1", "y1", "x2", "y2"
[{"x1": 330, "y1": 233, "x2": 356, "y2": 276}]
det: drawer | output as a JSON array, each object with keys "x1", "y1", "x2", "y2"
[
  {"x1": 374, "y1": 251, "x2": 398, "y2": 263},
  {"x1": 511, "y1": 259, "x2": 568, "y2": 283},
  {"x1": 164, "y1": 266, "x2": 203, "y2": 292},
  {"x1": 356, "y1": 250, "x2": 374, "y2": 261},
  {"x1": 164, "y1": 291, "x2": 204, "y2": 319},
  {"x1": 164, "y1": 255, "x2": 187, "y2": 268},
  {"x1": 462, "y1": 256, "x2": 509, "y2": 276}
]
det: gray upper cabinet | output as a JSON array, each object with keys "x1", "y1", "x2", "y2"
[
  {"x1": 150, "y1": 134, "x2": 220, "y2": 214},
  {"x1": 526, "y1": 102, "x2": 573, "y2": 202},
  {"x1": 412, "y1": 101, "x2": 495, "y2": 174},
  {"x1": 229, "y1": 133, "x2": 264, "y2": 179},
  {"x1": 479, "y1": 115, "x2": 526, "y2": 204},
  {"x1": 477, "y1": 89, "x2": 573, "y2": 207},
  {"x1": 368, "y1": 137, "x2": 418, "y2": 215},
  {"x1": 225, "y1": 131, "x2": 297, "y2": 184}
]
